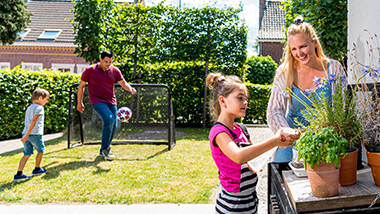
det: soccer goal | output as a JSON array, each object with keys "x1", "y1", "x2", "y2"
[{"x1": 67, "y1": 83, "x2": 176, "y2": 150}]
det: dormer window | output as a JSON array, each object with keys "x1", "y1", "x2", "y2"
[
  {"x1": 38, "y1": 29, "x2": 62, "y2": 40},
  {"x1": 17, "y1": 29, "x2": 31, "y2": 40}
]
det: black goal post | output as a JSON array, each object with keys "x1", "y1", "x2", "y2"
[{"x1": 67, "y1": 83, "x2": 176, "y2": 150}]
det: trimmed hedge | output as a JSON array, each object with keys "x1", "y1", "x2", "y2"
[
  {"x1": 245, "y1": 55, "x2": 277, "y2": 84},
  {"x1": 115, "y1": 61, "x2": 271, "y2": 126},
  {"x1": 0, "y1": 63, "x2": 272, "y2": 141},
  {"x1": 243, "y1": 83, "x2": 272, "y2": 124},
  {"x1": 115, "y1": 61, "x2": 245, "y2": 126},
  {"x1": 0, "y1": 67, "x2": 80, "y2": 140}
]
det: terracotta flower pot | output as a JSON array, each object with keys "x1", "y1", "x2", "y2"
[
  {"x1": 339, "y1": 148, "x2": 358, "y2": 186},
  {"x1": 366, "y1": 150, "x2": 380, "y2": 186},
  {"x1": 307, "y1": 162, "x2": 339, "y2": 197}
]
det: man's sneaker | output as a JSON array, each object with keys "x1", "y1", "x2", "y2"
[
  {"x1": 31, "y1": 167, "x2": 47, "y2": 176},
  {"x1": 99, "y1": 151, "x2": 104, "y2": 157},
  {"x1": 13, "y1": 173, "x2": 31, "y2": 182},
  {"x1": 102, "y1": 147, "x2": 115, "y2": 160}
]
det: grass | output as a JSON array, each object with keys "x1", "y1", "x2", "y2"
[{"x1": 0, "y1": 128, "x2": 219, "y2": 204}]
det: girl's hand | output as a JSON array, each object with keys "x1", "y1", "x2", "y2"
[{"x1": 276, "y1": 128, "x2": 300, "y2": 148}]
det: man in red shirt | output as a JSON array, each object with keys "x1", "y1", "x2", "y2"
[{"x1": 77, "y1": 51, "x2": 136, "y2": 160}]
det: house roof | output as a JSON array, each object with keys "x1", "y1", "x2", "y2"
[
  {"x1": 20, "y1": 0, "x2": 76, "y2": 43},
  {"x1": 258, "y1": 1, "x2": 285, "y2": 41}
]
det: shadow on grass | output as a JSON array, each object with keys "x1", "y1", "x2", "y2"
[{"x1": 40, "y1": 156, "x2": 110, "y2": 180}]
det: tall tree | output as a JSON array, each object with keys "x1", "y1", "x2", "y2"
[
  {"x1": 70, "y1": 0, "x2": 115, "y2": 64},
  {"x1": 0, "y1": 0, "x2": 32, "y2": 45},
  {"x1": 282, "y1": 0, "x2": 347, "y2": 61}
]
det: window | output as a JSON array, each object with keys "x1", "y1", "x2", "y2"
[
  {"x1": 0, "y1": 62, "x2": 10, "y2": 69},
  {"x1": 22, "y1": 63, "x2": 43, "y2": 71},
  {"x1": 38, "y1": 29, "x2": 62, "y2": 40},
  {"x1": 52, "y1": 64, "x2": 75, "y2": 73},
  {"x1": 17, "y1": 29, "x2": 30, "y2": 40},
  {"x1": 76, "y1": 64, "x2": 90, "y2": 74}
]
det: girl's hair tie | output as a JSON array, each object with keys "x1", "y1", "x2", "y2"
[{"x1": 294, "y1": 19, "x2": 303, "y2": 25}]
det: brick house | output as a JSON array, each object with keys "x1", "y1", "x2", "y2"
[
  {"x1": 0, "y1": 0, "x2": 143, "y2": 73},
  {"x1": 257, "y1": 0, "x2": 285, "y2": 64},
  {"x1": 0, "y1": 0, "x2": 90, "y2": 73}
]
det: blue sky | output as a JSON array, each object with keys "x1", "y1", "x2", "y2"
[{"x1": 145, "y1": 0, "x2": 260, "y2": 57}]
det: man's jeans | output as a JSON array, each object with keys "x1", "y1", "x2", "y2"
[{"x1": 92, "y1": 102, "x2": 117, "y2": 152}]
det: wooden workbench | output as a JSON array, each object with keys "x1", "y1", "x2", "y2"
[{"x1": 282, "y1": 166, "x2": 380, "y2": 212}]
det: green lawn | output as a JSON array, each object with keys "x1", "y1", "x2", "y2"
[{"x1": 0, "y1": 128, "x2": 219, "y2": 204}]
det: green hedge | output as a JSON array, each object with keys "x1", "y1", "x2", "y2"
[
  {"x1": 115, "y1": 61, "x2": 271, "y2": 126},
  {"x1": 0, "y1": 67, "x2": 80, "y2": 140},
  {"x1": 245, "y1": 55, "x2": 277, "y2": 84},
  {"x1": 115, "y1": 61, "x2": 244, "y2": 126},
  {"x1": 243, "y1": 83, "x2": 272, "y2": 124}
]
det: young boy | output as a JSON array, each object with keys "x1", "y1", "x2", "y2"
[{"x1": 14, "y1": 88, "x2": 50, "y2": 182}]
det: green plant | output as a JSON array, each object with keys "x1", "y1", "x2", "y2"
[
  {"x1": 281, "y1": 0, "x2": 347, "y2": 60},
  {"x1": 296, "y1": 126, "x2": 349, "y2": 169},
  {"x1": 0, "y1": 0, "x2": 32, "y2": 45},
  {"x1": 350, "y1": 31, "x2": 380, "y2": 146},
  {"x1": 245, "y1": 55, "x2": 277, "y2": 84},
  {"x1": 0, "y1": 66, "x2": 80, "y2": 140},
  {"x1": 284, "y1": 75, "x2": 362, "y2": 149}
]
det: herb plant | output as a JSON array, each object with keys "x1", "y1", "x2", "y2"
[{"x1": 296, "y1": 126, "x2": 349, "y2": 169}]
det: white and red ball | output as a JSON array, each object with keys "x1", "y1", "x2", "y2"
[{"x1": 117, "y1": 107, "x2": 132, "y2": 122}]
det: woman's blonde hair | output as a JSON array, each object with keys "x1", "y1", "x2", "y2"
[
  {"x1": 278, "y1": 16, "x2": 327, "y2": 93},
  {"x1": 206, "y1": 72, "x2": 247, "y2": 122}
]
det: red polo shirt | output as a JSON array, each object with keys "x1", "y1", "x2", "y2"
[{"x1": 81, "y1": 64, "x2": 124, "y2": 105}]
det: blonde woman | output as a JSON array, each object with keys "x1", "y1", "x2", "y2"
[{"x1": 267, "y1": 16, "x2": 346, "y2": 162}]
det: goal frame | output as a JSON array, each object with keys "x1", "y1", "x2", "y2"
[{"x1": 67, "y1": 83, "x2": 176, "y2": 150}]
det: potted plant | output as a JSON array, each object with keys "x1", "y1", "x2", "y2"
[
  {"x1": 284, "y1": 74, "x2": 363, "y2": 186},
  {"x1": 296, "y1": 126, "x2": 349, "y2": 197},
  {"x1": 350, "y1": 31, "x2": 380, "y2": 185}
]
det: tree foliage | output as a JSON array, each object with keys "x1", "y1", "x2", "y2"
[
  {"x1": 0, "y1": 0, "x2": 32, "y2": 45},
  {"x1": 70, "y1": 0, "x2": 115, "y2": 64},
  {"x1": 245, "y1": 55, "x2": 277, "y2": 84},
  {"x1": 281, "y1": 0, "x2": 347, "y2": 60}
]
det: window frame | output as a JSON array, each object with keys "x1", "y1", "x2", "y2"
[{"x1": 22, "y1": 63, "x2": 43, "y2": 71}]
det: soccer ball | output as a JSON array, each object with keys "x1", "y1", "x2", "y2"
[{"x1": 117, "y1": 107, "x2": 132, "y2": 122}]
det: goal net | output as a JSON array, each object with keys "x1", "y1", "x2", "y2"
[{"x1": 67, "y1": 83, "x2": 176, "y2": 150}]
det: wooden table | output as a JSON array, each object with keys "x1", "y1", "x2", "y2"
[{"x1": 282, "y1": 166, "x2": 380, "y2": 212}]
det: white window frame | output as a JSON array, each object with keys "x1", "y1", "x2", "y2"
[
  {"x1": 52, "y1": 63, "x2": 75, "y2": 73},
  {"x1": 22, "y1": 63, "x2": 43, "y2": 71},
  {"x1": 38, "y1": 29, "x2": 62, "y2": 40},
  {"x1": 76, "y1": 64, "x2": 90, "y2": 74},
  {"x1": 0, "y1": 62, "x2": 11, "y2": 69},
  {"x1": 17, "y1": 28, "x2": 31, "y2": 40}
]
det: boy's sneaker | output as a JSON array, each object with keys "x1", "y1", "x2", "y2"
[
  {"x1": 99, "y1": 151, "x2": 104, "y2": 157},
  {"x1": 32, "y1": 167, "x2": 47, "y2": 176},
  {"x1": 13, "y1": 173, "x2": 31, "y2": 182},
  {"x1": 102, "y1": 147, "x2": 115, "y2": 160}
]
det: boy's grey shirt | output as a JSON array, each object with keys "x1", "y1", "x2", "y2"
[{"x1": 22, "y1": 103, "x2": 44, "y2": 135}]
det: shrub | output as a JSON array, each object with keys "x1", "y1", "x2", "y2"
[
  {"x1": 0, "y1": 66, "x2": 80, "y2": 140},
  {"x1": 243, "y1": 83, "x2": 272, "y2": 124},
  {"x1": 245, "y1": 55, "x2": 277, "y2": 84},
  {"x1": 114, "y1": 61, "x2": 245, "y2": 126}
]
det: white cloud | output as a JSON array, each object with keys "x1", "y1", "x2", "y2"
[{"x1": 146, "y1": 0, "x2": 259, "y2": 57}]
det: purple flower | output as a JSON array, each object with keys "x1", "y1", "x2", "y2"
[
  {"x1": 313, "y1": 76, "x2": 321, "y2": 86},
  {"x1": 362, "y1": 68, "x2": 369, "y2": 75},
  {"x1": 327, "y1": 74, "x2": 336, "y2": 84},
  {"x1": 304, "y1": 88, "x2": 315, "y2": 97},
  {"x1": 341, "y1": 76, "x2": 347, "y2": 85},
  {"x1": 281, "y1": 90, "x2": 289, "y2": 98}
]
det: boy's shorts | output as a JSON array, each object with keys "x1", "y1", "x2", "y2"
[{"x1": 23, "y1": 135, "x2": 45, "y2": 156}]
